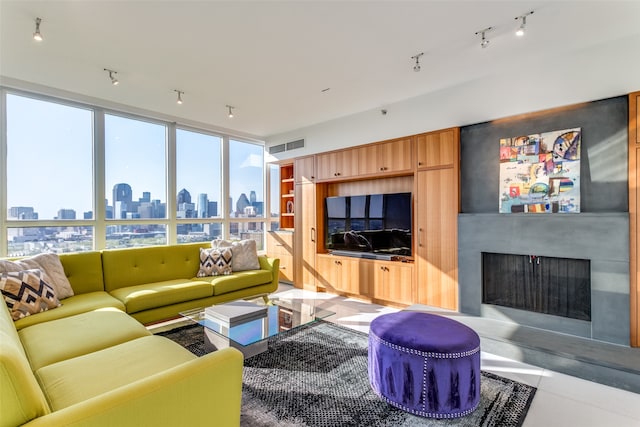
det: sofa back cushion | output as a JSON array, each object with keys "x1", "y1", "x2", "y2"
[
  {"x1": 0, "y1": 304, "x2": 50, "y2": 427},
  {"x1": 58, "y1": 251, "x2": 105, "y2": 295},
  {"x1": 102, "y1": 243, "x2": 208, "y2": 292}
]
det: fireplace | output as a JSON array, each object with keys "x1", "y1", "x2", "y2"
[
  {"x1": 458, "y1": 213, "x2": 630, "y2": 346},
  {"x1": 482, "y1": 252, "x2": 591, "y2": 321}
]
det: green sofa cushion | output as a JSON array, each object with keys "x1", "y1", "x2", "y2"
[
  {"x1": 1, "y1": 304, "x2": 51, "y2": 427},
  {"x1": 35, "y1": 335, "x2": 196, "y2": 411},
  {"x1": 19, "y1": 309, "x2": 151, "y2": 371},
  {"x1": 109, "y1": 280, "x2": 213, "y2": 314},
  {"x1": 101, "y1": 243, "x2": 208, "y2": 292},
  {"x1": 205, "y1": 270, "x2": 273, "y2": 296},
  {"x1": 13, "y1": 291, "x2": 125, "y2": 331},
  {"x1": 58, "y1": 251, "x2": 105, "y2": 295},
  {"x1": 14, "y1": 291, "x2": 125, "y2": 330}
]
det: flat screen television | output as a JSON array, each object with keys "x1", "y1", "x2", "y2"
[{"x1": 325, "y1": 192, "x2": 412, "y2": 257}]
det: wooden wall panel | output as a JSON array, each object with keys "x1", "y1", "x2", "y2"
[
  {"x1": 326, "y1": 176, "x2": 413, "y2": 197},
  {"x1": 416, "y1": 168, "x2": 458, "y2": 310},
  {"x1": 630, "y1": 91, "x2": 639, "y2": 347}
]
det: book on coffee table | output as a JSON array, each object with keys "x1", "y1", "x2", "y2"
[{"x1": 205, "y1": 301, "x2": 267, "y2": 327}]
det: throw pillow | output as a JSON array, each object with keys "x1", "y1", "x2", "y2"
[
  {"x1": 197, "y1": 247, "x2": 233, "y2": 277},
  {"x1": 212, "y1": 239, "x2": 260, "y2": 272},
  {"x1": 0, "y1": 253, "x2": 74, "y2": 299},
  {"x1": 0, "y1": 269, "x2": 61, "y2": 321}
]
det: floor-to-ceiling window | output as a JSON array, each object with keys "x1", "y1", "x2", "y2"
[
  {"x1": 228, "y1": 139, "x2": 265, "y2": 250},
  {"x1": 0, "y1": 89, "x2": 265, "y2": 256},
  {"x1": 175, "y1": 128, "x2": 223, "y2": 243},
  {"x1": 105, "y1": 114, "x2": 168, "y2": 248}
]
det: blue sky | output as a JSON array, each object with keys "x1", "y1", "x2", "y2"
[{"x1": 6, "y1": 94, "x2": 264, "y2": 219}]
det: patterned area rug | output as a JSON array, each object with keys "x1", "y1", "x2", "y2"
[{"x1": 158, "y1": 320, "x2": 536, "y2": 427}]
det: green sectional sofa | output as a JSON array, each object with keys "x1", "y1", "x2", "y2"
[{"x1": 0, "y1": 242, "x2": 280, "y2": 426}]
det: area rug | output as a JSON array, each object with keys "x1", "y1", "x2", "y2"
[{"x1": 158, "y1": 320, "x2": 536, "y2": 427}]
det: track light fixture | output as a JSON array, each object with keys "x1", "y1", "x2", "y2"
[
  {"x1": 515, "y1": 11, "x2": 534, "y2": 37},
  {"x1": 174, "y1": 90, "x2": 184, "y2": 105},
  {"x1": 226, "y1": 105, "x2": 234, "y2": 118},
  {"x1": 411, "y1": 52, "x2": 424, "y2": 72},
  {"x1": 33, "y1": 17, "x2": 43, "y2": 41},
  {"x1": 475, "y1": 27, "x2": 493, "y2": 48},
  {"x1": 104, "y1": 68, "x2": 119, "y2": 85}
]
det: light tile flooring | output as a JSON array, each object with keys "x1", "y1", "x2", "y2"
[{"x1": 272, "y1": 285, "x2": 640, "y2": 427}]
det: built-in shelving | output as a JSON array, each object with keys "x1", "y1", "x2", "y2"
[{"x1": 279, "y1": 164, "x2": 295, "y2": 229}]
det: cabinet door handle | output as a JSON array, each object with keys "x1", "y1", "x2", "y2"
[
  {"x1": 418, "y1": 161, "x2": 423, "y2": 166},
  {"x1": 311, "y1": 227, "x2": 316, "y2": 243},
  {"x1": 418, "y1": 228, "x2": 423, "y2": 247}
]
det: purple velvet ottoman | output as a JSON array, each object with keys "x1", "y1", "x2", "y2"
[{"x1": 368, "y1": 311, "x2": 481, "y2": 418}]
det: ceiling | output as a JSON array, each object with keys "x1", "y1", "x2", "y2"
[{"x1": 1, "y1": 1, "x2": 640, "y2": 139}]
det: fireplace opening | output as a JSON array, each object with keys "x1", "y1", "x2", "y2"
[{"x1": 482, "y1": 252, "x2": 591, "y2": 321}]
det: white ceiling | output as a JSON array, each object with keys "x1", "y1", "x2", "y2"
[{"x1": 1, "y1": 1, "x2": 640, "y2": 139}]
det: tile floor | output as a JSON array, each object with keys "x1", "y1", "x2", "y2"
[{"x1": 272, "y1": 285, "x2": 640, "y2": 427}]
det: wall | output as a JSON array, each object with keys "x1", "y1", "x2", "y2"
[
  {"x1": 458, "y1": 96, "x2": 630, "y2": 346},
  {"x1": 265, "y1": 33, "x2": 640, "y2": 158}
]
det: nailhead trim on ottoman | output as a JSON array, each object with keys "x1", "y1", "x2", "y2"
[{"x1": 368, "y1": 311, "x2": 481, "y2": 418}]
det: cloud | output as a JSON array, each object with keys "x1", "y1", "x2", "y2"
[{"x1": 239, "y1": 153, "x2": 263, "y2": 168}]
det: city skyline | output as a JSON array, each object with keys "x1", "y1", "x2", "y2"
[{"x1": 7, "y1": 183, "x2": 265, "y2": 220}]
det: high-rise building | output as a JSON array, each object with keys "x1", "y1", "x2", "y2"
[
  {"x1": 112, "y1": 183, "x2": 132, "y2": 219},
  {"x1": 8, "y1": 207, "x2": 37, "y2": 219},
  {"x1": 140, "y1": 192, "x2": 151, "y2": 203},
  {"x1": 57, "y1": 209, "x2": 76, "y2": 219},
  {"x1": 236, "y1": 193, "x2": 250, "y2": 214},
  {"x1": 207, "y1": 201, "x2": 218, "y2": 217},
  {"x1": 250, "y1": 190, "x2": 257, "y2": 204},
  {"x1": 177, "y1": 188, "x2": 191, "y2": 205},
  {"x1": 197, "y1": 193, "x2": 208, "y2": 218}
]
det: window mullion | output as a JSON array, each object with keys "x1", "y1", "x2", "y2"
[
  {"x1": 94, "y1": 109, "x2": 106, "y2": 250},
  {"x1": 167, "y1": 123, "x2": 177, "y2": 244}
]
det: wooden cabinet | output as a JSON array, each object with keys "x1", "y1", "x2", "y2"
[
  {"x1": 357, "y1": 138, "x2": 413, "y2": 176},
  {"x1": 633, "y1": 92, "x2": 639, "y2": 145},
  {"x1": 315, "y1": 149, "x2": 359, "y2": 181},
  {"x1": 370, "y1": 260, "x2": 413, "y2": 305},
  {"x1": 414, "y1": 127, "x2": 459, "y2": 310},
  {"x1": 266, "y1": 231, "x2": 294, "y2": 283},
  {"x1": 294, "y1": 181, "x2": 317, "y2": 291},
  {"x1": 630, "y1": 91, "x2": 640, "y2": 347},
  {"x1": 416, "y1": 128, "x2": 456, "y2": 169},
  {"x1": 279, "y1": 163, "x2": 295, "y2": 229},
  {"x1": 294, "y1": 155, "x2": 315, "y2": 184},
  {"x1": 315, "y1": 254, "x2": 367, "y2": 295},
  {"x1": 416, "y1": 167, "x2": 458, "y2": 310}
]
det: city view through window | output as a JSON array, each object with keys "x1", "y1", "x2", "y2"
[{"x1": 3, "y1": 93, "x2": 266, "y2": 256}]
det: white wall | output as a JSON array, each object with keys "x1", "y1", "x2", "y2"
[{"x1": 266, "y1": 33, "x2": 640, "y2": 160}]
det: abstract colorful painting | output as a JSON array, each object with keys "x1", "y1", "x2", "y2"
[{"x1": 499, "y1": 127, "x2": 581, "y2": 213}]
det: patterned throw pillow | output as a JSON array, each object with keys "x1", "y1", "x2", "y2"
[
  {"x1": 211, "y1": 239, "x2": 260, "y2": 272},
  {"x1": 197, "y1": 247, "x2": 233, "y2": 277},
  {"x1": 0, "y1": 253, "x2": 74, "y2": 299},
  {"x1": 0, "y1": 269, "x2": 61, "y2": 321}
]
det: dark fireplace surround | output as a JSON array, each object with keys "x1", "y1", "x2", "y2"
[
  {"x1": 482, "y1": 252, "x2": 591, "y2": 321},
  {"x1": 458, "y1": 213, "x2": 630, "y2": 346}
]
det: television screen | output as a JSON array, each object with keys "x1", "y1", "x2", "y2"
[{"x1": 325, "y1": 192, "x2": 412, "y2": 256}]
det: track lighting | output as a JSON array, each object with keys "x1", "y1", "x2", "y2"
[
  {"x1": 515, "y1": 11, "x2": 534, "y2": 37},
  {"x1": 104, "y1": 68, "x2": 119, "y2": 85},
  {"x1": 174, "y1": 90, "x2": 184, "y2": 105},
  {"x1": 33, "y1": 17, "x2": 43, "y2": 41},
  {"x1": 226, "y1": 105, "x2": 234, "y2": 118},
  {"x1": 475, "y1": 27, "x2": 493, "y2": 48},
  {"x1": 411, "y1": 52, "x2": 424, "y2": 72}
]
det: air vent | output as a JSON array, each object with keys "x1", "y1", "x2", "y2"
[
  {"x1": 268, "y1": 143, "x2": 286, "y2": 154},
  {"x1": 286, "y1": 139, "x2": 305, "y2": 150},
  {"x1": 268, "y1": 139, "x2": 305, "y2": 154}
]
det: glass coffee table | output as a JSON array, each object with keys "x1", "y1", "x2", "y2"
[{"x1": 179, "y1": 296, "x2": 334, "y2": 358}]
